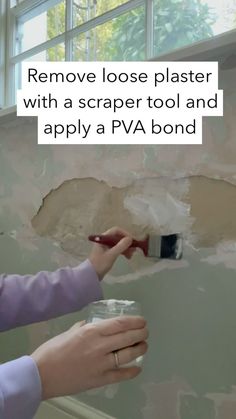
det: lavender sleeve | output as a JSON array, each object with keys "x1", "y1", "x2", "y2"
[
  {"x1": 0, "y1": 259, "x2": 103, "y2": 419},
  {"x1": 0, "y1": 259, "x2": 103, "y2": 331}
]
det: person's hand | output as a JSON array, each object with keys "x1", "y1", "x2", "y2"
[
  {"x1": 31, "y1": 316, "x2": 148, "y2": 400},
  {"x1": 89, "y1": 227, "x2": 135, "y2": 280}
]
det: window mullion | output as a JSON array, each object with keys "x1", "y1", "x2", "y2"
[
  {"x1": 67, "y1": 0, "x2": 144, "y2": 42},
  {"x1": 11, "y1": 0, "x2": 145, "y2": 65},
  {"x1": 65, "y1": 0, "x2": 72, "y2": 61},
  {"x1": 12, "y1": 0, "x2": 61, "y2": 19},
  {"x1": 0, "y1": 0, "x2": 6, "y2": 108},
  {"x1": 6, "y1": 2, "x2": 16, "y2": 106},
  {"x1": 146, "y1": 0, "x2": 154, "y2": 59},
  {"x1": 10, "y1": 33, "x2": 66, "y2": 64}
]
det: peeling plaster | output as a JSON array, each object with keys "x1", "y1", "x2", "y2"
[
  {"x1": 188, "y1": 176, "x2": 236, "y2": 248},
  {"x1": 202, "y1": 241, "x2": 236, "y2": 270},
  {"x1": 31, "y1": 177, "x2": 192, "y2": 277},
  {"x1": 31, "y1": 175, "x2": 236, "y2": 273},
  {"x1": 124, "y1": 192, "x2": 190, "y2": 233}
]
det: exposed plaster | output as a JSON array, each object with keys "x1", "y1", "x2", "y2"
[
  {"x1": 31, "y1": 176, "x2": 191, "y2": 281},
  {"x1": 201, "y1": 241, "x2": 236, "y2": 270},
  {"x1": 31, "y1": 174, "x2": 236, "y2": 275},
  {"x1": 187, "y1": 176, "x2": 236, "y2": 247}
]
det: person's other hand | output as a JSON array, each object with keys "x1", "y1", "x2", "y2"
[
  {"x1": 31, "y1": 316, "x2": 148, "y2": 400},
  {"x1": 89, "y1": 226, "x2": 135, "y2": 280}
]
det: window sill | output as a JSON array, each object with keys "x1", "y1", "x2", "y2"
[{"x1": 0, "y1": 105, "x2": 17, "y2": 125}]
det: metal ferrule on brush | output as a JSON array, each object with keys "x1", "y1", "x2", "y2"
[{"x1": 148, "y1": 235, "x2": 162, "y2": 258}]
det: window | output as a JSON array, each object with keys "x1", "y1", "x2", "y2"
[
  {"x1": 72, "y1": 5, "x2": 145, "y2": 61},
  {"x1": 1, "y1": 0, "x2": 236, "y2": 108},
  {"x1": 72, "y1": 0, "x2": 128, "y2": 27},
  {"x1": 153, "y1": 0, "x2": 236, "y2": 57},
  {"x1": 15, "y1": 1, "x2": 66, "y2": 54}
]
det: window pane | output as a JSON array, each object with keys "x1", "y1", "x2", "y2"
[
  {"x1": 73, "y1": 0, "x2": 129, "y2": 27},
  {"x1": 72, "y1": 6, "x2": 145, "y2": 61},
  {"x1": 10, "y1": 0, "x2": 24, "y2": 7},
  {"x1": 15, "y1": 1, "x2": 65, "y2": 54},
  {"x1": 206, "y1": 0, "x2": 236, "y2": 34},
  {"x1": 26, "y1": 44, "x2": 65, "y2": 62},
  {"x1": 15, "y1": 43, "x2": 65, "y2": 92},
  {"x1": 153, "y1": 0, "x2": 236, "y2": 57}
]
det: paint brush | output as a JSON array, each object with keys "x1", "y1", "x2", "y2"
[{"x1": 88, "y1": 233, "x2": 183, "y2": 260}]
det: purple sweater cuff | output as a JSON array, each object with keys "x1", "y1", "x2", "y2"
[{"x1": 0, "y1": 356, "x2": 41, "y2": 419}]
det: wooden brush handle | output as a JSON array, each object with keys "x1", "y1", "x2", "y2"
[{"x1": 88, "y1": 234, "x2": 149, "y2": 256}]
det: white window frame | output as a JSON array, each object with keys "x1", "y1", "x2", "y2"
[{"x1": 0, "y1": 0, "x2": 7, "y2": 108}]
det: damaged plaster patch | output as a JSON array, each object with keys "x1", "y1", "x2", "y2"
[
  {"x1": 32, "y1": 177, "x2": 140, "y2": 259},
  {"x1": 201, "y1": 242, "x2": 236, "y2": 270},
  {"x1": 124, "y1": 193, "x2": 190, "y2": 234},
  {"x1": 188, "y1": 176, "x2": 236, "y2": 247},
  {"x1": 31, "y1": 177, "x2": 191, "y2": 279},
  {"x1": 31, "y1": 175, "x2": 236, "y2": 275}
]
